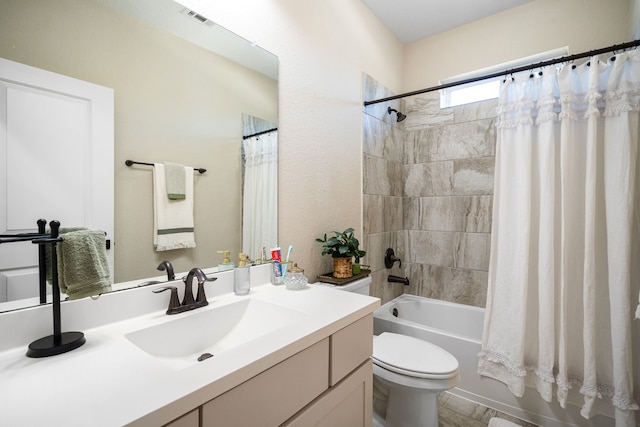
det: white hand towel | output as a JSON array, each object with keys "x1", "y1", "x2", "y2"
[{"x1": 153, "y1": 163, "x2": 196, "y2": 251}]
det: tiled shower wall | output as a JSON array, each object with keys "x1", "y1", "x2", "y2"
[{"x1": 363, "y1": 74, "x2": 496, "y2": 307}]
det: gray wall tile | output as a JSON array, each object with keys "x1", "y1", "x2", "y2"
[
  {"x1": 406, "y1": 230, "x2": 455, "y2": 267},
  {"x1": 363, "y1": 113, "x2": 384, "y2": 157},
  {"x1": 407, "y1": 119, "x2": 495, "y2": 163},
  {"x1": 362, "y1": 74, "x2": 495, "y2": 309},
  {"x1": 451, "y1": 196, "x2": 493, "y2": 233},
  {"x1": 403, "y1": 93, "x2": 454, "y2": 131},
  {"x1": 363, "y1": 194, "x2": 384, "y2": 235},
  {"x1": 404, "y1": 161, "x2": 454, "y2": 197},
  {"x1": 453, "y1": 157, "x2": 495, "y2": 195},
  {"x1": 384, "y1": 196, "x2": 404, "y2": 232},
  {"x1": 364, "y1": 154, "x2": 403, "y2": 196},
  {"x1": 453, "y1": 232, "x2": 490, "y2": 271},
  {"x1": 454, "y1": 98, "x2": 499, "y2": 123}
]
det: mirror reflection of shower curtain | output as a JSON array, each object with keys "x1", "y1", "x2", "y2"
[{"x1": 242, "y1": 131, "x2": 278, "y2": 258}]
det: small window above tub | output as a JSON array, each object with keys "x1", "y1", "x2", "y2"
[{"x1": 439, "y1": 47, "x2": 569, "y2": 109}]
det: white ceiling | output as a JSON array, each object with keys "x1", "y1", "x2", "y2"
[{"x1": 361, "y1": 0, "x2": 533, "y2": 43}]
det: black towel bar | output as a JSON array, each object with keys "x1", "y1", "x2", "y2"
[{"x1": 125, "y1": 160, "x2": 206, "y2": 174}]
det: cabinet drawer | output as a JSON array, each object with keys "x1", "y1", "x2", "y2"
[
  {"x1": 202, "y1": 338, "x2": 329, "y2": 426},
  {"x1": 330, "y1": 314, "x2": 372, "y2": 386}
]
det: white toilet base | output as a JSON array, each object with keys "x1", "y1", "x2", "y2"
[
  {"x1": 373, "y1": 362, "x2": 459, "y2": 427},
  {"x1": 385, "y1": 384, "x2": 438, "y2": 427}
]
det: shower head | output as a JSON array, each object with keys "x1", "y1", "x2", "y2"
[{"x1": 387, "y1": 107, "x2": 407, "y2": 122}]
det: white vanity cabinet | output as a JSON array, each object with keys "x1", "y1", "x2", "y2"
[
  {"x1": 0, "y1": 277, "x2": 380, "y2": 427},
  {"x1": 165, "y1": 313, "x2": 374, "y2": 427}
]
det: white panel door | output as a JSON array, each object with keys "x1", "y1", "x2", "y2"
[{"x1": 0, "y1": 57, "x2": 114, "y2": 304}]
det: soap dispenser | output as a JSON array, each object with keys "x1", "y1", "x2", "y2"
[
  {"x1": 234, "y1": 253, "x2": 251, "y2": 295},
  {"x1": 217, "y1": 250, "x2": 234, "y2": 271}
]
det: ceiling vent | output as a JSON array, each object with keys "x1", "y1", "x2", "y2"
[{"x1": 180, "y1": 8, "x2": 214, "y2": 27}]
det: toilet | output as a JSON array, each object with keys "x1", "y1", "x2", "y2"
[{"x1": 317, "y1": 276, "x2": 460, "y2": 427}]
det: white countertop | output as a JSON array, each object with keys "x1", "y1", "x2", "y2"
[{"x1": 0, "y1": 265, "x2": 379, "y2": 426}]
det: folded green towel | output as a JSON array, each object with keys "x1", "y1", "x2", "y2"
[{"x1": 164, "y1": 162, "x2": 186, "y2": 200}]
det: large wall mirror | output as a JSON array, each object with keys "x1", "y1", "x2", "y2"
[{"x1": 0, "y1": 0, "x2": 278, "y2": 312}]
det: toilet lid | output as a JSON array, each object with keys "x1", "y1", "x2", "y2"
[{"x1": 372, "y1": 332, "x2": 459, "y2": 379}]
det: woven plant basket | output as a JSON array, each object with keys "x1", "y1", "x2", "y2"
[{"x1": 333, "y1": 257, "x2": 353, "y2": 279}]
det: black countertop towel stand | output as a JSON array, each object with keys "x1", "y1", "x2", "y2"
[
  {"x1": 27, "y1": 220, "x2": 85, "y2": 357},
  {"x1": 0, "y1": 219, "x2": 86, "y2": 357}
]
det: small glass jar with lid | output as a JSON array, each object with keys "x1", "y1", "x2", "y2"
[{"x1": 284, "y1": 262, "x2": 308, "y2": 290}]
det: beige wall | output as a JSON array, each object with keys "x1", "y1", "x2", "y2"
[
  {"x1": 5, "y1": 0, "x2": 630, "y2": 286},
  {"x1": 0, "y1": 0, "x2": 277, "y2": 281},
  {"x1": 404, "y1": 0, "x2": 632, "y2": 91},
  {"x1": 178, "y1": 0, "x2": 405, "y2": 280}
]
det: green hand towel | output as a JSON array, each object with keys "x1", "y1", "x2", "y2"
[
  {"x1": 45, "y1": 227, "x2": 87, "y2": 284},
  {"x1": 56, "y1": 230, "x2": 112, "y2": 300},
  {"x1": 164, "y1": 162, "x2": 186, "y2": 200}
]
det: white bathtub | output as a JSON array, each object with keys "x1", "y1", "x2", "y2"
[{"x1": 373, "y1": 295, "x2": 616, "y2": 427}]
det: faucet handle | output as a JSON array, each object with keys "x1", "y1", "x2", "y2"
[
  {"x1": 196, "y1": 276, "x2": 217, "y2": 305},
  {"x1": 152, "y1": 286, "x2": 181, "y2": 314},
  {"x1": 384, "y1": 248, "x2": 402, "y2": 269}
]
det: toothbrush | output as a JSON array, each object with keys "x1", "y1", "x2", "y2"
[{"x1": 283, "y1": 245, "x2": 293, "y2": 276}]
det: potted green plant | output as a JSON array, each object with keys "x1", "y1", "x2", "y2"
[{"x1": 315, "y1": 228, "x2": 366, "y2": 278}]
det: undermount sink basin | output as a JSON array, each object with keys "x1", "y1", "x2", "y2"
[{"x1": 125, "y1": 298, "x2": 307, "y2": 369}]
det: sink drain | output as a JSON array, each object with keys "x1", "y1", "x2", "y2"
[{"x1": 198, "y1": 352, "x2": 214, "y2": 362}]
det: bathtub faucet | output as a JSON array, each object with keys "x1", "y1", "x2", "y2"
[{"x1": 388, "y1": 275, "x2": 410, "y2": 286}]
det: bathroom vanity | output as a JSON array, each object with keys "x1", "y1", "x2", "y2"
[{"x1": 0, "y1": 264, "x2": 380, "y2": 426}]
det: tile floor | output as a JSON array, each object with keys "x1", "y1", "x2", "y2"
[{"x1": 438, "y1": 392, "x2": 540, "y2": 427}]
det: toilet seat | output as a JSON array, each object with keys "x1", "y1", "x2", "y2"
[{"x1": 372, "y1": 332, "x2": 459, "y2": 379}]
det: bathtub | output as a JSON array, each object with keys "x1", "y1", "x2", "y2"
[{"x1": 373, "y1": 295, "x2": 616, "y2": 427}]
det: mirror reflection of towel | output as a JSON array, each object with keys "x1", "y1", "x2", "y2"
[
  {"x1": 153, "y1": 163, "x2": 196, "y2": 251},
  {"x1": 164, "y1": 162, "x2": 186, "y2": 200}
]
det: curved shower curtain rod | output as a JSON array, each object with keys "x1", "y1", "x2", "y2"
[{"x1": 363, "y1": 39, "x2": 640, "y2": 106}]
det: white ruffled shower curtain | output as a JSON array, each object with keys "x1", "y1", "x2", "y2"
[
  {"x1": 242, "y1": 131, "x2": 278, "y2": 258},
  {"x1": 478, "y1": 49, "x2": 640, "y2": 425}
]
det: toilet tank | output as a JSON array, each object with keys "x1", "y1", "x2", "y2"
[{"x1": 316, "y1": 275, "x2": 371, "y2": 295}]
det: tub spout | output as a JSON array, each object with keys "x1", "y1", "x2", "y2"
[{"x1": 388, "y1": 275, "x2": 409, "y2": 286}]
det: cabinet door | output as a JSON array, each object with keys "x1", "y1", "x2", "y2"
[
  {"x1": 164, "y1": 409, "x2": 199, "y2": 427},
  {"x1": 284, "y1": 360, "x2": 373, "y2": 427},
  {"x1": 202, "y1": 338, "x2": 329, "y2": 426},
  {"x1": 331, "y1": 314, "x2": 373, "y2": 385}
]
